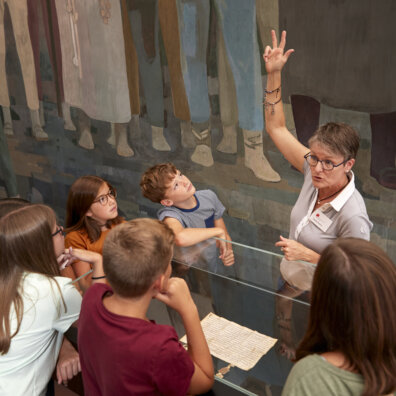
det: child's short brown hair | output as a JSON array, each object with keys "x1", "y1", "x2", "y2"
[
  {"x1": 140, "y1": 163, "x2": 178, "y2": 203},
  {"x1": 102, "y1": 218, "x2": 175, "y2": 298}
]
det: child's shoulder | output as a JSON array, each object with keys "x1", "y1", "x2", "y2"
[
  {"x1": 196, "y1": 189, "x2": 215, "y2": 196},
  {"x1": 65, "y1": 228, "x2": 88, "y2": 247}
]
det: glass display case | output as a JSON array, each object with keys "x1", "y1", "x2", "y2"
[
  {"x1": 145, "y1": 238, "x2": 315, "y2": 396},
  {"x1": 68, "y1": 236, "x2": 315, "y2": 395}
]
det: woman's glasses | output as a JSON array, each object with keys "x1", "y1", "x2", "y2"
[
  {"x1": 304, "y1": 153, "x2": 349, "y2": 171},
  {"x1": 93, "y1": 189, "x2": 117, "y2": 206}
]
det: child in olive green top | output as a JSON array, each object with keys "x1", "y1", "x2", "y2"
[{"x1": 281, "y1": 238, "x2": 396, "y2": 396}]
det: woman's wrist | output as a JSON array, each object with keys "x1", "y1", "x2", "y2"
[{"x1": 305, "y1": 248, "x2": 320, "y2": 264}]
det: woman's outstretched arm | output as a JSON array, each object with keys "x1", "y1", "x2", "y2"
[{"x1": 264, "y1": 30, "x2": 308, "y2": 173}]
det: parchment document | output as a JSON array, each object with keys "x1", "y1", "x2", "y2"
[{"x1": 180, "y1": 312, "x2": 278, "y2": 371}]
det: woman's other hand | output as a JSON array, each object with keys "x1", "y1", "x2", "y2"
[{"x1": 276, "y1": 235, "x2": 320, "y2": 264}]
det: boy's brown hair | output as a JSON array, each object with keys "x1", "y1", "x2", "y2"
[
  {"x1": 140, "y1": 163, "x2": 178, "y2": 203},
  {"x1": 102, "y1": 218, "x2": 175, "y2": 298}
]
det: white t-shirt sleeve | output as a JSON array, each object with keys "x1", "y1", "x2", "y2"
[{"x1": 52, "y1": 277, "x2": 81, "y2": 333}]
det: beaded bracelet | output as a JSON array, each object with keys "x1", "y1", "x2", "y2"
[
  {"x1": 265, "y1": 85, "x2": 281, "y2": 97},
  {"x1": 264, "y1": 97, "x2": 282, "y2": 115}
]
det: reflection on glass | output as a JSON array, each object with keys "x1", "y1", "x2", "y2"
[
  {"x1": 70, "y1": 237, "x2": 316, "y2": 394},
  {"x1": 166, "y1": 239, "x2": 315, "y2": 394}
]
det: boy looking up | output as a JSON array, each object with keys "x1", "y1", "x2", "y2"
[
  {"x1": 140, "y1": 163, "x2": 234, "y2": 267},
  {"x1": 78, "y1": 219, "x2": 214, "y2": 395}
]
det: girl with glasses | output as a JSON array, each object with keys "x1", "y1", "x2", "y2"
[{"x1": 65, "y1": 176, "x2": 124, "y2": 292}]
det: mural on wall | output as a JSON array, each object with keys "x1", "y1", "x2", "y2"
[
  {"x1": 280, "y1": 0, "x2": 396, "y2": 190},
  {"x1": 0, "y1": 0, "x2": 46, "y2": 139},
  {"x1": 54, "y1": 0, "x2": 135, "y2": 155},
  {"x1": 0, "y1": 0, "x2": 395, "y2": 262}
]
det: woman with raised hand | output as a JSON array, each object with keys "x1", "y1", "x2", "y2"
[
  {"x1": 282, "y1": 238, "x2": 396, "y2": 396},
  {"x1": 264, "y1": 30, "x2": 372, "y2": 264},
  {"x1": 263, "y1": 30, "x2": 373, "y2": 358}
]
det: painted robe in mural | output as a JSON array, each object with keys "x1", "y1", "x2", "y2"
[
  {"x1": 28, "y1": 0, "x2": 64, "y2": 106},
  {"x1": 54, "y1": 0, "x2": 131, "y2": 123}
]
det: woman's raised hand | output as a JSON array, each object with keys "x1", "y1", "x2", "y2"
[{"x1": 263, "y1": 30, "x2": 294, "y2": 74}]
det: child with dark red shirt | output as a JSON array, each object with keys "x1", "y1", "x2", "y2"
[{"x1": 78, "y1": 218, "x2": 214, "y2": 395}]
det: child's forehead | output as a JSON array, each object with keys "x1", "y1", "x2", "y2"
[
  {"x1": 164, "y1": 171, "x2": 178, "y2": 186},
  {"x1": 166, "y1": 169, "x2": 180, "y2": 181}
]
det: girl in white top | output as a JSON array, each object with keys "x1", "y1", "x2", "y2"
[{"x1": 0, "y1": 204, "x2": 105, "y2": 396}]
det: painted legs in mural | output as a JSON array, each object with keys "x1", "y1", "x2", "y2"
[
  {"x1": 0, "y1": 117, "x2": 17, "y2": 196},
  {"x1": 215, "y1": 0, "x2": 280, "y2": 181},
  {"x1": 28, "y1": 0, "x2": 76, "y2": 132},
  {"x1": 175, "y1": 0, "x2": 280, "y2": 180},
  {"x1": 76, "y1": 109, "x2": 134, "y2": 157},
  {"x1": 0, "y1": 0, "x2": 47, "y2": 140},
  {"x1": 291, "y1": 94, "x2": 396, "y2": 191},
  {"x1": 127, "y1": 0, "x2": 171, "y2": 152},
  {"x1": 369, "y1": 112, "x2": 396, "y2": 190}
]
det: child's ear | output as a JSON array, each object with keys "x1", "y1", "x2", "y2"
[
  {"x1": 160, "y1": 199, "x2": 173, "y2": 207},
  {"x1": 152, "y1": 275, "x2": 165, "y2": 295}
]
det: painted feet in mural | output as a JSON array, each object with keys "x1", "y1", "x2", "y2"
[
  {"x1": 3, "y1": 123, "x2": 14, "y2": 136},
  {"x1": 191, "y1": 144, "x2": 214, "y2": 167},
  {"x1": 30, "y1": 110, "x2": 48, "y2": 141},
  {"x1": 62, "y1": 103, "x2": 76, "y2": 131},
  {"x1": 180, "y1": 120, "x2": 196, "y2": 149},
  {"x1": 78, "y1": 129, "x2": 94, "y2": 150},
  {"x1": 107, "y1": 124, "x2": 116, "y2": 146},
  {"x1": 190, "y1": 128, "x2": 214, "y2": 167},
  {"x1": 151, "y1": 126, "x2": 171, "y2": 151},
  {"x1": 243, "y1": 129, "x2": 280, "y2": 182},
  {"x1": 2, "y1": 107, "x2": 14, "y2": 136},
  {"x1": 115, "y1": 123, "x2": 134, "y2": 157},
  {"x1": 39, "y1": 101, "x2": 45, "y2": 127},
  {"x1": 216, "y1": 124, "x2": 237, "y2": 154},
  {"x1": 32, "y1": 125, "x2": 49, "y2": 141}
]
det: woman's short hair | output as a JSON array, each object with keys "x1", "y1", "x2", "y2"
[
  {"x1": 65, "y1": 175, "x2": 123, "y2": 242},
  {"x1": 296, "y1": 238, "x2": 396, "y2": 396},
  {"x1": 308, "y1": 122, "x2": 360, "y2": 160},
  {"x1": 0, "y1": 204, "x2": 61, "y2": 354}
]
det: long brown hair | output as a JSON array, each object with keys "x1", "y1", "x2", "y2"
[
  {"x1": 0, "y1": 198, "x2": 30, "y2": 218},
  {"x1": 296, "y1": 238, "x2": 396, "y2": 396},
  {"x1": 65, "y1": 175, "x2": 123, "y2": 242},
  {"x1": 0, "y1": 204, "x2": 62, "y2": 354}
]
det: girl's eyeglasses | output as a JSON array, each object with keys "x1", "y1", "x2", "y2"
[
  {"x1": 93, "y1": 189, "x2": 117, "y2": 206},
  {"x1": 52, "y1": 225, "x2": 65, "y2": 237}
]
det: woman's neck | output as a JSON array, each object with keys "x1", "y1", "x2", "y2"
[{"x1": 318, "y1": 175, "x2": 349, "y2": 201}]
